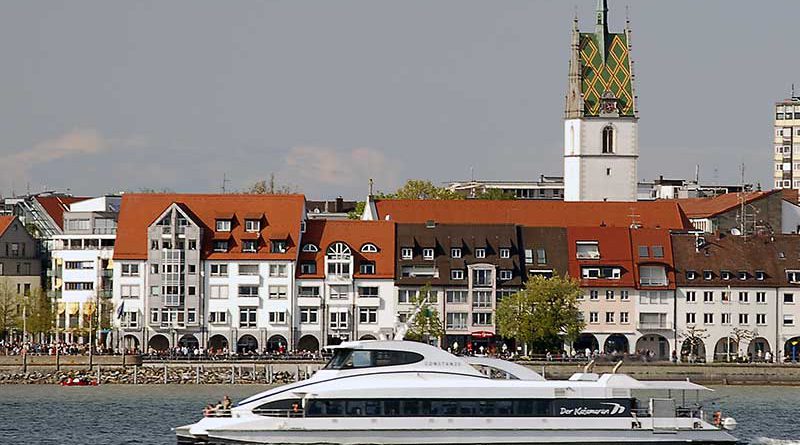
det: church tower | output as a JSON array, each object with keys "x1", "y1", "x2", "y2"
[{"x1": 564, "y1": 0, "x2": 638, "y2": 202}]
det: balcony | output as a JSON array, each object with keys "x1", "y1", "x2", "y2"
[
  {"x1": 637, "y1": 321, "x2": 673, "y2": 330},
  {"x1": 98, "y1": 289, "x2": 113, "y2": 299}
]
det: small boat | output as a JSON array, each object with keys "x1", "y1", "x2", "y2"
[{"x1": 59, "y1": 377, "x2": 98, "y2": 387}]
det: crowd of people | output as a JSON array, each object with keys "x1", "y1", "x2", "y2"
[
  {"x1": 142, "y1": 346, "x2": 324, "y2": 361},
  {"x1": 0, "y1": 340, "x2": 110, "y2": 356}
]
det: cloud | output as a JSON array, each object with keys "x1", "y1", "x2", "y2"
[{"x1": 282, "y1": 146, "x2": 400, "y2": 190}]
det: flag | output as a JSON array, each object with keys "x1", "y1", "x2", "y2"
[{"x1": 116, "y1": 301, "x2": 125, "y2": 320}]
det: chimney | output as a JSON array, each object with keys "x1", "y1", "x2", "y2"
[{"x1": 335, "y1": 196, "x2": 344, "y2": 213}]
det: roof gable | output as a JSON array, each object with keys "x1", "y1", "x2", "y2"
[{"x1": 298, "y1": 219, "x2": 395, "y2": 279}]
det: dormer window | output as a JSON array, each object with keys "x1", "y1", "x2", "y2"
[
  {"x1": 360, "y1": 243, "x2": 378, "y2": 253},
  {"x1": 738, "y1": 271, "x2": 748, "y2": 281},
  {"x1": 703, "y1": 270, "x2": 713, "y2": 280},
  {"x1": 475, "y1": 248, "x2": 486, "y2": 259},
  {"x1": 213, "y1": 240, "x2": 228, "y2": 252},
  {"x1": 216, "y1": 219, "x2": 231, "y2": 232},
  {"x1": 301, "y1": 244, "x2": 319, "y2": 253},
  {"x1": 576, "y1": 241, "x2": 600, "y2": 259},
  {"x1": 242, "y1": 240, "x2": 257, "y2": 253},
  {"x1": 401, "y1": 248, "x2": 413, "y2": 260},
  {"x1": 423, "y1": 248, "x2": 434, "y2": 260},
  {"x1": 721, "y1": 270, "x2": 731, "y2": 281},
  {"x1": 686, "y1": 271, "x2": 697, "y2": 280},
  {"x1": 245, "y1": 219, "x2": 260, "y2": 233},
  {"x1": 359, "y1": 261, "x2": 376, "y2": 275},
  {"x1": 651, "y1": 246, "x2": 664, "y2": 258},
  {"x1": 499, "y1": 248, "x2": 510, "y2": 259},
  {"x1": 638, "y1": 246, "x2": 649, "y2": 257},
  {"x1": 451, "y1": 248, "x2": 462, "y2": 259},
  {"x1": 756, "y1": 270, "x2": 766, "y2": 281},
  {"x1": 270, "y1": 240, "x2": 287, "y2": 253},
  {"x1": 787, "y1": 270, "x2": 800, "y2": 284}
]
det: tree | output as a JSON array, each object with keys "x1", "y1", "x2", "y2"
[
  {"x1": 474, "y1": 188, "x2": 515, "y2": 200},
  {"x1": 347, "y1": 201, "x2": 366, "y2": 220},
  {"x1": 244, "y1": 173, "x2": 298, "y2": 195},
  {"x1": 0, "y1": 279, "x2": 21, "y2": 339},
  {"x1": 391, "y1": 180, "x2": 464, "y2": 200},
  {"x1": 496, "y1": 275, "x2": 584, "y2": 354},
  {"x1": 405, "y1": 284, "x2": 444, "y2": 344},
  {"x1": 726, "y1": 327, "x2": 756, "y2": 360},
  {"x1": 26, "y1": 288, "x2": 53, "y2": 339},
  {"x1": 679, "y1": 325, "x2": 709, "y2": 359}
]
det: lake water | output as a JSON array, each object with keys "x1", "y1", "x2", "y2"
[{"x1": 0, "y1": 384, "x2": 798, "y2": 444}]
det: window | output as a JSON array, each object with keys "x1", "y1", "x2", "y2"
[
  {"x1": 401, "y1": 248, "x2": 413, "y2": 259},
  {"x1": 721, "y1": 313, "x2": 731, "y2": 325},
  {"x1": 784, "y1": 315, "x2": 795, "y2": 326},
  {"x1": 188, "y1": 264, "x2": 196, "y2": 275},
  {"x1": 451, "y1": 248, "x2": 462, "y2": 259},
  {"x1": 360, "y1": 243, "x2": 378, "y2": 253},
  {"x1": 686, "y1": 312, "x2": 696, "y2": 324},
  {"x1": 64, "y1": 282, "x2": 93, "y2": 290},
  {"x1": 473, "y1": 291, "x2": 492, "y2": 308},
  {"x1": 270, "y1": 240, "x2": 287, "y2": 253},
  {"x1": 245, "y1": 219, "x2": 260, "y2": 232},
  {"x1": 121, "y1": 285, "x2": 140, "y2": 299},
  {"x1": 755, "y1": 270, "x2": 766, "y2": 281},
  {"x1": 638, "y1": 246, "x2": 649, "y2": 257},
  {"x1": 329, "y1": 285, "x2": 348, "y2": 299},
  {"x1": 620, "y1": 312, "x2": 629, "y2": 324},
  {"x1": 785, "y1": 293, "x2": 795, "y2": 304},
  {"x1": 446, "y1": 290, "x2": 468, "y2": 304},
  {"x1": 238, "y1": 285, "x2": 259, "y2": 298},
  {"x1": 721, "y1": 291, "x2": 731, "y2": 302},
  {"x1": 359, "y1": 308, "x2": 378, "y2": 324},
  {"x1": 499, "y1": 270, "x2": 512, "y2": 281},
  {"x1": 358, "y1": 286, "x2": 379, "y2": 298},
  {"x1": 299, "y1": 286, "x2": 320, "y2": 298},
  {"x1": 620, "y1": 290, "x2": 629, "y2": 300},
  {"x1": 398, "y1": 289, "x2": 415, "y2": 304},
  {"x1": 686, "y1": 271, "x2": 697, "y2": 280},
  {"x1": 327, "y1": 261, "x2": 350, "y2": 277},
  {"x1": 269, "y1": 264, "x2": 288, "y2": 277},
  {"x1": 472, "y1": 312, "x2": 492, "y2": 326},
  {"x1": 685, "y1": 291, "x2": 696, "y2": 302},
  {"x1": 605, "y1": 312, "x2": 615, "y2": 323},
  {"x1": 602, "y1": 125, "x2": 614, "y2": 153},
  {"x1": 651, "y1": 246, "x2": 664, "y2": 258},
  {"x1": 524, "y1": 249, "x2": 533, "y2": 264},
  {"x1": 302, "y1": 244, "x2": 319, "y2": 253},
  {"x1": 187, "y1": 308, "x2": 196, "y2": 324},
  {"x1": 121, "y1": 311, "x2": 139, "y2": 328},
  {"x1": 451, "y1": 269, "x2": 464, "y2": 280},
  {"x1": 738, "y1": 291, "x2": 749, "y2": 303},
  {"x1": 150, "y1": 308, "x2": 159, "y2": 324},
  {"x1": 150, "y1": 286, "x2": 159, "y2": 296},
  {"x1": 446, "y1": 312, "x2": 468, "y2": 329},
  {"x1": 738, "y1": 271, "x2": 748, "y2": 281},
  {"x1": 209, "y1": 311, "x2": 227, "y2": 324},
  {"x1": 639, "y1": 265, "x2": 667, "y2": 286},
  {"x1": 788, "y1": 271, "x2": 800, "y2": 283},
  {"x1": 239, "y1": 307, "x2": 257, "y2": 328},
  {"x1": 589, "y1": 312, "x2": 599, "y2": 323},
  {"x1": 589, "y1": 290, "x2": 599, "y2": 300},
  {"x1": 121, "y1": 264, "x2": 139, "y2": 276},
  {"x1": 242, "y1": 240, "x2": 258, "y2": 252},
  {"x1": 472, "y1": 269, "x2": 493, "y2": 286},
  {"x1": 576, "y1": 242, "x2": 600, "y2": 259},
  {"x1": 605, "y1": 290, "x2": 615, "y2": 300},
  {"x1": 210, "y1": 264, "x2": 228, "y2": 276},
  {"x1": 739, "y1": 313, "x2": 749, "y2": 325},
  {"x1": 268, "y1": 285, "x2": 288, "y2": 299},
  {"x1": 330, "y1": 311, "x2": 349, "y2": 330},
  {"x1": 239, "y1": 264, "x2": 259, "y2": 276},
  {"x1": 213, "y1": 241, "x2": 228, "y2": 252},
  {"x1": 581, "y1": 267, "x2": 621, "y2": 280},
  {"x1": 216, "y1": 219, "x2": 231, "y2": 232},
  {"x1": 703, "y1": 291, "x2": 713, "y2": 303},
  {"x1": 300, "y1": 262, "x2": 317, "y2": 274},
  {"x1": 210, "y1": 285, "x2": 229, "y2": 299},
  {"x1": 703, "y1": 313, "x2": 714, "y2": 324},
  {"x1": 499, "y1": 248, "x2": 510, "y2": 259},
  {"x1": 721, "y1": 271, "x2": 731, "y2": 281},
  {"x1": 269, "y1": 311, "x2": 286, "y2": 324},
  {"x1": 534, "y1": 248, "x2": 547, "y2": 265},
  {"x1": 300, "y1": 307, "x2": 318, "y2": 324},
  {"x1": 475, "y1": 248, "x2": 486, "y2": 259},
  {"x1": 188, "y1": 239, "x2": 197, "y2": 250},
  {"x1": 756, "y1": 292, "x2": 766, "y2": 304},
  {"x1": 756, "y1": 313, "x2": 767, "y2": 325},
  {"x1": 422, "y1": 248, "x2": 434, "y2": 260}
]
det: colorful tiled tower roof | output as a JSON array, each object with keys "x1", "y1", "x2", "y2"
[{"x1": 565, "y1": 0, "x2": 637, "y2": 118}]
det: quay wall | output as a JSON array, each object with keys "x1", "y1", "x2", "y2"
[{"x1": 1, "y1": 357, "x2": 800, "y2": 385}]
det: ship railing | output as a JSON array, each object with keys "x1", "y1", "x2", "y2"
[
  {"x1": 203, "y1": 408, "x2": 232, "y2": 418},
  {"x1": 252, "y1": 408, "x2": 305, "y2": 418},
  {"x1": 631, "y1": 407, "x2": 704, "y2": 420}
]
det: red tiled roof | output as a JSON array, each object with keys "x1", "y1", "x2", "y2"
[
  {"x1": 782, "y1": 188, "x2": 799, "y2": 204},
  {"x1": 629, "y1": 228, "x2": 676, "y2": 290},
  {"x1": 114, "y1": 194, "x2": 306, "y2": 260},
  {"x1": 0, "y1": 216, "x2": 15, "y2": 237},
  {"x1": 373, "y1": 199, "x2": 691, "y2": 229},
  {"x1": 34, "y1": 196, "x2": 90, "y2": 229},
  {"x1": 567, "y1": 227, "x2": 635, "y2": 288},
  {"x1": 673, "y1": 191, "x2": 778, "y2": 219},
  {"x1": 297, "y1": 220, "x2": 395, "y2": 279}
]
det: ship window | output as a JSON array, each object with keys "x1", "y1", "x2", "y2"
[{"x1": 323, "y1": 349, "x2": 424, "y2": 370}]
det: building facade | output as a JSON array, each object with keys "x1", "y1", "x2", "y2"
[
  {"x1": 0, "y1": 216, "x2": 42, "y2": 306},
  {"x1": 774, "y1": 96, "x2": 800, "y2": 189}
]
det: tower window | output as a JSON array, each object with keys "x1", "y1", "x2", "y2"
[
  {"x1": 602, "y1": 125, "x2": 614, "y2": 153},
  {"x1": 606, "y1": 168, "x2": 611, "y2": 176}
]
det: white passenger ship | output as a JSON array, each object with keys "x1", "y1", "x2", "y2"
[{"x1": 176, "y1": 340, "x2": 738, "y2": 445}]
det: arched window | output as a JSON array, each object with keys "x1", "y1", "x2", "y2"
[
  {"x1": 360, "y1": 243, "x2": 378, "y2": 253},
  {"x1": 301, "y1": 244, "x2": 319, "y2": 253},
  {"x1": 326, "y1": 242, "x2": 351, "y2": 259},
  {"x1": 602, "y1": 125, "x2": 614, "y2": 154}
]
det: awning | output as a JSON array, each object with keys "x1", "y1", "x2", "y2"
[
  {"x1": 57, "y1": 302, "x2": 66, "y2": 315},
  {"x1": 68, "y1": 302, "x2": 80, "y2": 315},
  {"x1": 83, "y1": 301, "x2": 96, "y2": 316}
]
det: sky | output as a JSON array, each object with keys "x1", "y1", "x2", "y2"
[{"x1": 0, "y1": 0, "x2": 796, "y2": 199}]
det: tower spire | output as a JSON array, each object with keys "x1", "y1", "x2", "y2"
[
  {"x1": 595, "y1": 0, "x2": 609, "y2": 60},
  {"x1": 565, "y1": 7, "x2": 584, "y2": 118}
]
